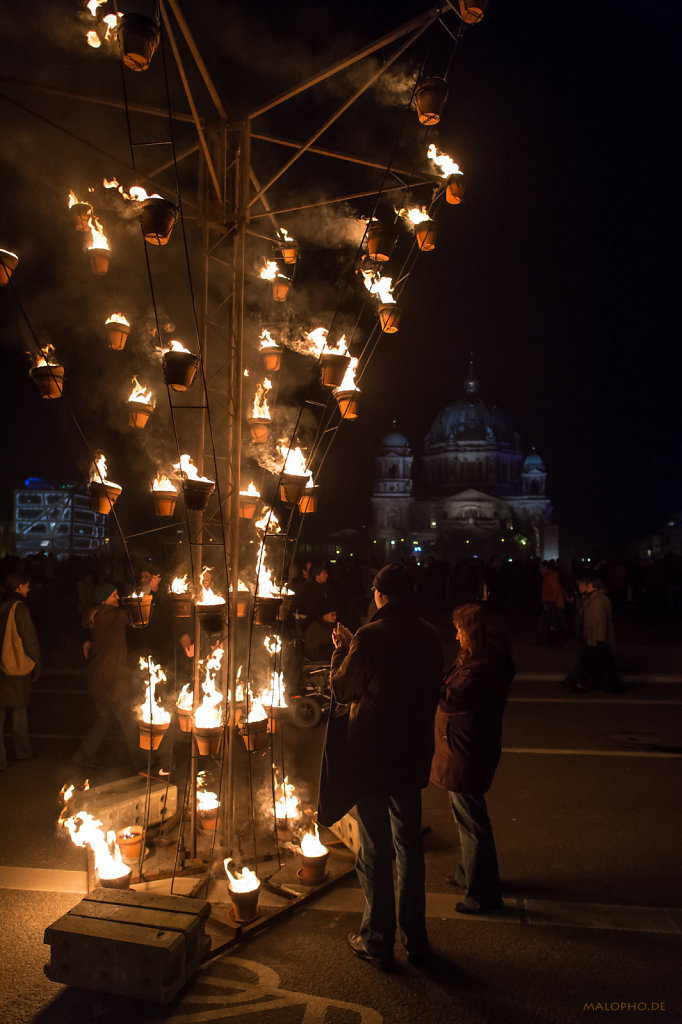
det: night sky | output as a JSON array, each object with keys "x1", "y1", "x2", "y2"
[{"x1": 0, "y1": 1, "x2": 678, "y2": 554}]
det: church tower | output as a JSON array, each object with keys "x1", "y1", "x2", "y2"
[{"x1": 371, "y1": 421, "x2": 414, "y2": 559}]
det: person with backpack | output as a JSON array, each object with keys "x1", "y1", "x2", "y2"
[{"x1": 0, "y1": 571, "x2": 41, "y2": 770}]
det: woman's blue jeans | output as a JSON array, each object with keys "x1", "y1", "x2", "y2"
[{"x1": 448, "y1": 790, "x2": 501, "y2": 906}]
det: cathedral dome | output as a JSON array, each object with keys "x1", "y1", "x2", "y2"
[
  {"x1": 425, "y1": 397, "x2": 516, "y2": 448},
  {"x1": 523, "y1": 451, "x2": 545, "y2": 471},
  {"x1": 378, "y1": 420, "x2": 411, "y2": 452}
]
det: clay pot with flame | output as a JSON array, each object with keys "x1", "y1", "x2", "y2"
[
  {"x1": 171, "y1": 593, "x2": 193, "y2": 617},
  {"x1": 415, "y1": 77, "x2": 448, "y2": 125},
  {"x1": 71, "y1": 205, "x2": 92, "y2": 232},
  {"x1": 446, "y1": 175, "x2": 466, "y2": 205},
  {"x1": 139, "y1": 719, "x2": 169, "y2": 751},
  {"x1": 128, "y1": 401, "x2": 152, "y2": 429},
  {"x1": 153, "y1": 489, "x2": 177, "y2": 517},
  {"x1": 116, "y1": 826, "x2": 143, "y2": 862},
  {"x1": 367, "y1": 225, "x2": 395, "y2": 262},
  {"x1": 240, "y1": 718, "x2": 269, "y2": 752},
  {"x1": 279, "y1": 474, "x2": 309, "y2": 504},
  {"x1": 459, "y1": 0, "x2": 488, "y2": 24},
  {"x1": 198, "y1": 808, "x2": 218, "y2": 833},
  {"x1": 90, "y1": 481, "x2": 122, "y2": 514},
  {"x1": 119, "y1": 13, "x2": 160, "y2": 72},
  {"x1": 247, "y1": 417, "x2": 270, "y2": 443},
  {"x1": 298, "y1": 486, "x2": 319, "y2": 515},
  {"x1": 30, "y1": 364, "x2": 64, "y2": 400},
  {"x1": 239, "y1": 491, "x2": 259, "y2": 520},
  {"x1": 279, "y1": 240, "x2": 299, "y2": 265},
  {"x1": 0, "y1": 249, "x2": 19, "y2": 285},
  {"x1": 183, "y1": 479, "x2": 215, "y2": 512},
  {"x1": 414, "y1": 220, "x2": 437, "y2": 252},
  {"x1": 300, "y1": 849, "x2": 329, "y2": 884},
  {"x1": 141, "y1": 198, "x2": 178, "y2": 246},
  {"x1": 99, "y1": 868, "x2": 132, "y2": 890},
  {"x1": 236, "y1": 592, "x2": 250, "y2": 619},
  {"x1": 253, "y1": 596, "x2": 283, "y2": 627},
  {"x1": 261, "y1": 346, "x2": 282, "y2": 373},
  {"x1": 196, "y1": 602, "x2": 226, "y2": 635},
  {"x1": 335, "y1": 390, "x2": 360, "y2": 420},
  {"x1": 88, "y1": 249, "x2": 110, "y2": 275},
  {"x1": 163, "y1": 350, "x2": 199, "y2": 391},
  {"x1": 227, "y1": 880, "x2": 260, "y2": 923},
  {"x1": 121, "y1": 594, "x2": 153, "y2": 628},
  {"x1": 194, "y1": 726, "x2": 223, "y2": 757},
  {"x1": 379, "y1": 304, "x2": 401, "y2": 334},
  {"x1": 319, "y1": 353, "x2": 350, "y2": 388},
  {"x1": 106, "y1": 319, "x2": 130, "y2": 350},
  {"x1": 272, "y1": 276, "x2": 291, "y2": 302},
  {"x1": 264, "y1": 705, "x2": 285, "y2": 734},
  {"x1": 176, "y1": 706, "x2": 192, "y2": 733}
]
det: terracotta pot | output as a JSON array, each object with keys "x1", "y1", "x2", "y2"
[
  {"x1": 183, "y1": 478, "x2": 215, "y2": 511},
  {"x1": 71, "y1": 204, "x2": 92, "y2": 232},
  {"x1": 163, "y1": 350, "x2": 198, "y2": 391},
  {"x1": 128, "y1": 401, "x2": 153, "y2": 428},
  {"x1": 334, "y1": 390, "x2": 360, "y2": 420},
  {"x1": 106, "y1": 323, "x2": 130, "y2": 350},
  {"x1": 279, "y1": 241, "x2": 299, "y2": 265},
  {"x1": 98, "y1": 868, "x2": 132, "y2": 890},
  {"x1": 116, "y1": 826, "x2": 143, "y2": 861},
  {"x1": 176, "y1": 706, "x2": 192, "y2": 733},
  {"x1": 298, "y1": 487, "x2": 319, "y2": 514},
  {"x1": 367, "y1": 225, "x2": 394, "y2": 262},
  {"x1": 247, "y1": 417, "x2": 271, "y2": 443},
  {"x1": 446, "y1": 175, "x2": 466, "y2": 204},
  {"x1": 88, "y1": 248, "x2": 110, "y2": 275},
  {"x1": 272, "y1": 277, "x2": 290, "y2": 302},
  {"x1": 319, "y1": 352, "x2": 350, "y2": 388},
  {"x1": 194, "y1": 725, "x2": 223, "y2": 756},
  {"x1": 171, "y1": 593, "x2": 193, "y2": 617},
  {"x1": 459, "y1": 0, "x2": 488, "y2": 24},
  {"x1": 240, "y1": 718, "x2": 269, "y2": 752},
  {"x1": 196, "y1": 602, "x2": 226, "y2": 635},
  {"x1": 414, "y1": 221, "x2": 437, "y2": 252},
  {"x1": 198, "y1": 808, "x2": 218, "y2": 833},
  {"x1": 0, "y1": 250, "x2": 19, "y2": 285},
  {"x1": 140, "y1": 198, "x2": 178, "y2": 246},
  {"x1": 119, "y1": 13, "x2": 160, "y2": 72},
  {"x1": 228, "y1": 702, "x2": 243, "y2": 727},
  {"x1": 378, "y1": 304, "x2": 401, "y2": 333},
  {"x1": 261, "y1": 348, "x2": 282, "y2": 373},
  {"x1": 152, "y1": 489, "x2": 178, "y2": 517},
  {"x1": 415, "y1": 76, "x2": 448, "y2": 125},
  {"x1": 299, "y1": 850, "x2": 329, "y2": 884},
  {"x1": 264, "y1": 705, "x2": 285, "y2": 733},
  {"x1": 90, "y1": 481, "x2": 122, "y2": 514},
  {"x1": 138, "y1": 719, "x2": 170, "y2": 751},
  {"x1": 235, "y1": 593, "x2": 250, "y2": 619},
  {"x1": 228, "y1": 884, "x2": 260, "y2": 923},
  {"x1": 239, "y1": 493, "x2": 259, "y2": 519},
  {"x1": 253, "y1": 596, "x2": 282, "y2": 627},
  {"x1": 121, "y1": 593, "x2": 153, "y2": 628},
  {"x1": 30, "y1": 365, "x2": 64, "y2": 399},
  {"x1": 279, "y1": 473, "x2": 308, "y2": 504}
]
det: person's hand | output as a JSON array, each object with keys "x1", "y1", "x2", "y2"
[{"x1": 332, "y1": 623, "x2": 353, "y2": 648}]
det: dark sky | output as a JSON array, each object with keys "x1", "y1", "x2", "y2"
[{"x1": 0, "y1": 1, "x2": 679, "y2": 552}]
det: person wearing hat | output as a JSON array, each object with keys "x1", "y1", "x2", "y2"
[
  {"x1": 72, "y1": 582, "x2": 147, "y2": 774},
  {"x1": 319, "y1": 561, "x2": 442, "y2": 970}
]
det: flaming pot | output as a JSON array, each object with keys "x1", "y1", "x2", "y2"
[
  {"x1": 128, "y1": 401, "x2": 153, "y2": 429},
  {"x1": 378, "y1": 304, "x2": 401, "y2": 333},
  {"x1": 298, "y1": 486, "x2": 319, "y2": 515},
  {"x1": 334, "y1": 390, "x2": 360, "y2": 421},
  {"x1": 279, "y1": 473, "x2": 309, "y2": 504},
  {"x1": 90, "y1": 481, "x2": 122, "y2": 514},
  {"x1": 265, "y1": 705, "x2": 285, "y2": 734},
  {"x1": 88, "y1": 249, "x2": 110, "y2": 275},
  {"x1": 236, "y1": 593, "x2": 250, "y2": 619},
  {"x1": 319, "y1": 352, "x2": 350, "y2": 388},
  {"x1": 139, "y1": 719, "x2": 169, "y2": 751},
  {"x1": 0, "y1": 250, "x2": 19, "y2": 285},
  {"x1": 141, "y1": 198, "x2": 178, "y2": 246},
  {"x1": 239, "y1": 493, "x2": 259, "y2": 519},
  {"x1": 198, "y1": 808, "x2": 218, "y2": 833},
  {"x1": 163, "y1": 350, "x2": 199, "y2": 391},
  {"x1": 152, "y1": 489, "x2": 178, "y2": 517},
  {"x1": 279, "y1": 240, "x2": 299, "y2": 265},
  {"x1": 415, "y1": 77, "x2": 448, "y2": 125},
  {"x1": 176, "y1": 706, "x2": 192, "y2": 733},
  {"x1": 30, "y1": 365, "x2": 64, "y2": 399},
  {"x1": 367, "y1": 225, "x2": 394, "y2": 262},
  {"x1": 196, "y1": 602, "x2": 226, "y2": 635},
  {"x1": 119, "y1": 13, "x2": 160, "y2": 72},
  {"x1": 414, "y1": 221, "x2": 437, "y2": 252},
  {"x1": 106, "y1": 323, "x2": 129, "y2": 350},
  {"x1": 446, "y1": 176, "x2": 466, "y2": 205},
  {"x1": 121, "y1": 594, "x2": 153, "y2": 628},
  {"x1": 261, "y1": 347, "x2": 282, "y2": 373},
  {"x1": 116, "y1": 826, "x2": 143, "y2": 861},
  {"x1": 99, "y1": 868, "x2": 132, "y2": 890},
  {"x1": 300, "y1": 849, "x2": 329, "y2": 884},
  {"x1": 194, "y1": 726, "x2": 223, "y2": 757},
  {"x1": 171, "y1": 592, "x2": 193, "y2": 617},
  {"x1": 272, "y1": 277, "x2": 291, "y2": 302},
  {"x1": 247, "y1": 417, "x2": 270, "y2": 443},
  {"x1": 240, "y1": 718, "x2": 269, "y2": 752},
  {"x1": 228, "y1": 882, "x2": 260, "y2": 923},
  {"x1": 183, "y1": 478, "x2": 215, "y2": 511},
  {"x1": 253, "y1": 596, "x2": 283, "y2": 627},
  {"x1": 71, "y1": 204, "x2": 92, "y2": 232}
]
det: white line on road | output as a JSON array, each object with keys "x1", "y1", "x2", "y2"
[
  {"x1": 502, "y1": 747, "x2": 682, "y2": 757},
  {"x1": 509, "y1": 697, "x2": 682, "y2": 705}
]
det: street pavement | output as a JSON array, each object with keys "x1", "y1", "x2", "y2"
[{"x1": 1, "y1": 623, "x2": 681, "y2": 1024}]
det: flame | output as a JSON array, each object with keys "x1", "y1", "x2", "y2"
[
  {"x1": 305, "y1": 327, "x2": 329, "y2": 357},
  {"x1": 152, "y1": 473, "x2": 177, "y2": 493},
  {"x1": 68, "y1": 190, "x2": 91, "y2": 210},
  {"x1": 174, "y1": 454, "x2": 212, "y2": 483},
  {"x1": 259, "y1": 329, "x2": 280, "y2": 351},
  {"x1": 128, "y1": 376, "x2": 153, "y2": 405},
  {"x1": 427, "y1": 143, "x2": 462, "y2": 179},
  {"x1": 251, "y1": 378, "x2": 272, "y2": 420},
  {"x1": 260, "y1": 260, "x2": 278, "y2": 281},
  {"x1": 254, "y1": 505, "x2": 281, "y2": 534},
  {"x1": 262, "y1": 670, "x2": 287, "y2": 709},
  {"x1": 264, "y1": 635, "x2": 282, "y2": 656},
  {"x1": 336, "y1": 356, "x2": 359, "y2": 393},
  {"x1": 170, "y1": 574, "x2": 189, "y2": 594},
  {"x1": 197, "y1": 788, "x2": 219, "y2": 812},
  {"x1": 277, "y1": 227, "x2": 294, "y2": 243},
  {"x1": 278, "y1": 442, "x2": 310, "y2": 479},
  {"x1": 103, "y1": 178, "x2": 162, "y2": 202},
  {"x1": 61, "y1": 808, "x2": 129, "y2": 880},
  {"x1": 86, "y1": 30, "x2": 101, "y2": 48},
  {"x1": 86, "y1": 214, "x2": 109, "y2": 251},
  {"x1": 256, "y1": 543, "x2": 292, "y2": 598},
  {"x1": 240, "y1": 482, "x2": 260, "y2": 497},
  {"x1": 90, "y1": 453, "x2": 120, "y2": 488},
  {"x1": 274, "y1": 775, "x2": 299, "y2": 821},
  {"x1": 245, "y1": 696, "x2": 268, "y2": 724},
  {"x1": 195, "y1": 647, "x2": 224, "y2": 729},
  {"x1": 301, "y1": 822, "x2": 328, "y2": 857},
  {"x1": 165, "y1": 338, "x2": 191, "y2": 353},
  {"x1": 138, "y1": 656, "x2": 171, "y2": 726},
  {"x1": 86, "y1": 0, "x2": 106, "y2": 16},
  {"x1": 33, "y1": 345, "x2": 58, "y2": 368},
  {"x1": 197, "y1": 566, "x2": 225, "y2": 607},
  {"x1": 105, "y1": 312, "x2": 129, "y2": 327},
  {"x1": 398, "y1": 205, "x2": 431, "y2": 226},
  {"x1": 176, "y1": 682, "x2": 193, "y2": 711},
  {"x1": 361, "y1": 270, "x2": 395, "y2": 305},
  {"x1": 224, "y1": 861, "x2": 260, "y2": 893}
]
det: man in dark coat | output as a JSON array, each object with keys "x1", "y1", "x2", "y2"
[
  {"x1": 322, "y1": 562, "x2": 442, "y2": 969},
  {"x1": 0, "y1": 572, "x2": 41, "y2": 770}
]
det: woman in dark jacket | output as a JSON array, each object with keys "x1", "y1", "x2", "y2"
[
  {"x1": 430, "y1": 603, "x2": 514, "y2": 913},
  {"x1": 0, "y1": 572, "x2": 41, "y2": 770}
]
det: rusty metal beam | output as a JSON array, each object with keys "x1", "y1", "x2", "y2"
[
  {"x1": 148, "y1": 140, "x2": 200, "y2": 177},
  {"x1": 0, "y1": 74, "x2": 197, "y2": 123},
  {"x1": 251, "y1": 131, "x2": 438, "y2": 181},
  {"x1": 164, "y1": 0, "x2": 228, "y2": 121},
  {"x1": 249, "y1": 181, "x2": 435, "y2": 219}
]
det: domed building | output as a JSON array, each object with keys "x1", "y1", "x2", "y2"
[{"x1": 371, "y1": 360, "x2": 555, "y2": 560}]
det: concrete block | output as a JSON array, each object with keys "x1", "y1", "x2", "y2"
[
  {"x1": 328, "y1": 808, "x2": 359, "y2": 856},
  {"x1": 76, "y1": 775, "x2": 177, "y2": 833}
]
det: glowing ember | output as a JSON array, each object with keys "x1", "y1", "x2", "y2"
[
  {"x1": 138, "y1": 656, "x2": 171, "y2": 726},
  {"x1": 152, "y1": 473, "x2": 177, "y2": 493},
  {"x1": 197, "y1": 567, "x2": 225, "y2": 607},
  {"x1": 224, "y1": 861, "x2": 260, "y2": 893},
  {"x1": 254, "y1": 506, "x2": 281, "y2": 534},
  {"x1": 240, "y1": 482, "x2": 260, "y2": 497},
  {"x1": 259, "y1": 329, "x2": 280, "y2": 350},
  {"x1": 336, "y1": 356, "x2": 359, "y2": 393},
  {"x1": 361, "y1": 270, "x2": 395, "y2": 305},
  {"x1": 61, "y1": 808, "x2": 129, "y2": 880},
  {"x1": 301, "y1": 822, "x2": 328, "y2": 857},
  {"x1": 427, "y1": 143, "x2": 462, "y2": 179},
  {"x1": 251, "y1": 378, "x2": 272, "y2": 420},
  {"x1": 274, "y1": 775, "x2": 299, "y2": 821},
  {"x1": 165, "y1": 338, "x2": 191, "y2": 353},
  {"x1": 106, "y1": 312, "x2": 130, "y2": 328},
  {"x1": 195, "y1": 647, "x2": 224, "y2": 729},
  {"x1": 90, "y1": 453, "x2": 120, "y2": 488},
  {"x1": 259, "y1": 259, "x2": 279, "y2": 281},
  {"x1": 277, "y1": 442, "x2": 311, "y2": 480},
  {"x1": 33, "y1": 345, "x2": 59, "y2": 368},
  {"x1": 398, "y1": 205, "x2": 431, "y2": 226},
  {"x1": 86, "y1": 214, "x2": 110, "y2": 251},
  {"x1": 170, "y1": 574, "x2": 189, "y2": 594},
  {"x1": 174, "y1": 454, "x2": 213, "y2": 483},
  {"x1": 127, "y1": 376, "x2": 153, "y2": 405}
]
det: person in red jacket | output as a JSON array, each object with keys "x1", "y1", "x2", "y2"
[{"x1": 431, "y1": 603, "x2": 514, "y2": 914}]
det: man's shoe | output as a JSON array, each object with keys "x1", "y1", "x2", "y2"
[
  {"x1": 407, "y1": 946, "x2": 432, "y2": 967},
  {"x1": 446, "y1": 870, "x2": 466, "y2": 888},
  {"x1": 347, "y1": 932, "x2": 394, "y2": 971},
  {"x1": 455, "y1": 896, "x2": 503, "y2": 915}
]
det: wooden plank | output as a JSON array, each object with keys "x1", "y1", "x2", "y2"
[
  {"x1": 45, "y1": 912, "x2": 184, "y2": 952},
  {"x1": 85, "y1": 886, "x2": 211, "y2": 920},
  {"x1": 68, "y1": 900, "x2": 201, "y2": 936}
]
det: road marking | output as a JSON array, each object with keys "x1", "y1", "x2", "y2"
[
  {"x1": 0, "y1": 865, "x2": 88, "y2": 893},
  {"x1": 516, "y1": 673, "x2": 682, "y2": 684},
  {"x1": 509, "y1": 697, "x2": 682, "y2": 705},
  {"x1": 502, "y1": 747, "x2": 682, "y2": 757}
]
